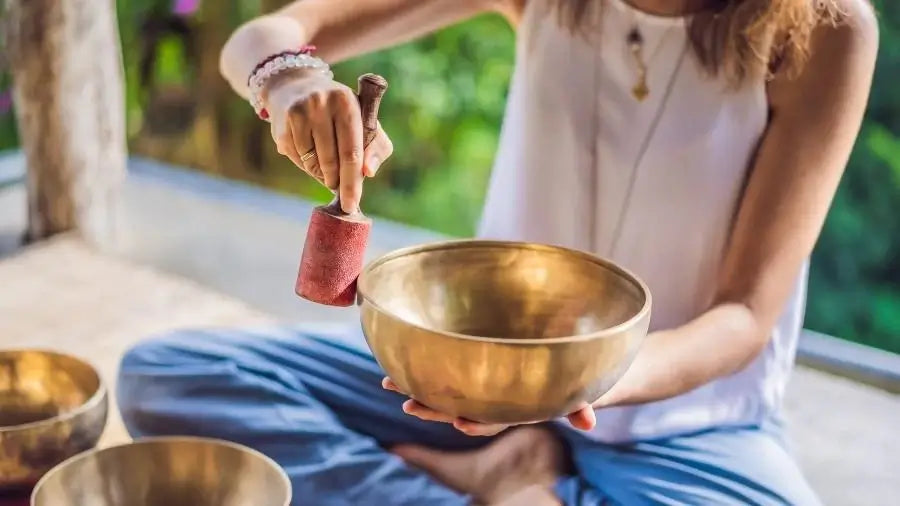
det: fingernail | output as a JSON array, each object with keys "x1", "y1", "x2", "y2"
[{"x1": 365, "y1": 155, "x2": 381, "y2": 177}]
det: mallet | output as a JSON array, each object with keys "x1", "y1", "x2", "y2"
[{"x1": 295, "y1": 73, "x2": 388, "y2": 306}]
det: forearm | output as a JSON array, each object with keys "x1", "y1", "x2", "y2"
[
  {"x1": 597, "y1": 303, "x2": 765, "y2": 407},
  {"x1": 219, "y1": 0, "x2": 496, "y2": 98},
  {"x1": 220, "y1": 15, "x2": 307, "y2": 99}
]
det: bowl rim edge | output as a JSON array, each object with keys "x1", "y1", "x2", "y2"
[{"x1": 357, "y1": 239, "x2": 652, "y2": 345}]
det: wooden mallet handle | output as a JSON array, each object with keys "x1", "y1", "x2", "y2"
[
  {"x1": 322, "y1": 73, "x2": 388, "y2": 216},
  {"x1": 359, "y1": 73, "x2": 388, "y2": 146}
]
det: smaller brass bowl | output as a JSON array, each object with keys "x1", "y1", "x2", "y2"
[
  {"x1": 0, "y1": 350, "x2": 108, "y2": 492},
  {"x1": 31, "y1": 437, "x2": 292, "y2": 506},
  {"x1": 358, "y1": 240, "x2": 652, "y2": 424}
]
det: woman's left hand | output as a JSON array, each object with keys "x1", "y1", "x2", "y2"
[{"x1": 382, "y1": 377, "x2": 598, "y2": 437}]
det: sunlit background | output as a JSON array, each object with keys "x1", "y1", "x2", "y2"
[{"x1": 0, "y1": 2, "x2": 896, "y2": 348}]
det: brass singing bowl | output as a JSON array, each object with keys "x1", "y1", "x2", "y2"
[
  {"x1": 31, "y1": 437, "x2": 292, "y2": 506},
  {"x1": 0, "y1": 350, "x2": 108, "y2": 492},
  {"x1": 357, "y1": 240, "x2": 652, "y2": 424}
]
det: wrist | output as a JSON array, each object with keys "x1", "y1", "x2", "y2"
[
  {"x1": 591, "y1": 332, "x2": 661, "y2": 409},
  {"x1": 247, "y1": 47, "x2": 331, "y2": 120},
  {"x1": 260, "y1": 67, "x2": 328, "y2": 103},
  {"x1": 592, "y1": 382, "x2": 631, "y2": 409}
]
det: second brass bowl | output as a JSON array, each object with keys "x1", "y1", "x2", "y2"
[
  {"x1": 357, "y1": 240, "x2": 651, "y2": 424},
  {"x1": 31, "y1": 437, "x2": 291, "y2": 506},
  {"x1": 0, "y1": 349, "x2": 108, "y2": 491}
]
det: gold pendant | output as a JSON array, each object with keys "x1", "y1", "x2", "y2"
[
  {"x1": 628, "y1": 29, "x2": 650, "y2": 102},
  {"x1": 632, "y1": 79, "x2": 649, "y2": 101}
]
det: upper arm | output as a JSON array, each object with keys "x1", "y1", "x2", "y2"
[
  {"x1": 492, "y1": 0, "x2": 528, "y2": 26},
  {"x1": 715, "y1": 0, "x2": 878, "y2": 333}
]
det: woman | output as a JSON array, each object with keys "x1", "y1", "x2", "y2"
[{"x1": 117, "y1": 0, "x2": 878, "y2": 504}]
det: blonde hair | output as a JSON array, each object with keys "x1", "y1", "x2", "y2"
[{"x1": 556, "y1": 0, "x2": 842, "y2": 83}]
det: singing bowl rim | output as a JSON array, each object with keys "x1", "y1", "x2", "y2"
[
  {"x1": 357, "y1": 239, "x2": 652, "y2": 345},
  {"x1": 0, "y1": 348, "x2": 107, "y2": 434},
  {"x1": 30, "y1": 436, "x2": 293, "y2": 505}
]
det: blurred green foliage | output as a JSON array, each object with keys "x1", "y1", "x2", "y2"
[
  {"x1": 329, "y1": 17, "x2": 515, "y2": 236},
  {"x1": 806, "y1": 0, "x2": 900, "y2": 352},
  {"x1": 0, "y1": 0, "x2": 897, "y2": 352}
]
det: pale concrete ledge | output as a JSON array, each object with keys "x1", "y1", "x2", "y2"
[
  {"x1": 0, "y1": 155, "x2": 23, "y2": 190},
  {"x1": 798, "y1": 330, "x2": 900, "y2": 393},
  {"x1": 1, "y1": 152, "x2": 898, "y2": 504}
]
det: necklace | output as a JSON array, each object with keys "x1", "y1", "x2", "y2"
[
  {"x1": 626, "y1": 24, "x2": 676, "y2": 101},
  {"x1": 607, "y1": 41, "x2": 689, "y2": 256}
]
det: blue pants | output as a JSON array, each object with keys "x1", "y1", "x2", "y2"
[{"x1": 116, "y1": 324, "x2": 820, "y2": 506}]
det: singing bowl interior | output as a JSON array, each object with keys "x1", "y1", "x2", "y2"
[
  {"x1": 359, "y1": 240, "x2": 650, "y2": 341},
  {"x1": 31, "y1": 437, "x2": 292, "y2": 506},
  {"x1": 357, "y1": 240, "x2": 651, "y2": 423},
  {"x1": 0, "y1": 349, "x2": 108, "y2": 490}
]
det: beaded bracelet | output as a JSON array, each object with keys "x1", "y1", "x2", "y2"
[{"x1": 248, "y1": 45, "x2": 333, "y2": 121}]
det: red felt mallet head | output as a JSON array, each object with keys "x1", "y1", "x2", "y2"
[{"x1": 295, "y1": 74, "x2": 388, "y2": 306}]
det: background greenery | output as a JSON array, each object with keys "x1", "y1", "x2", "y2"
[{"x1": 1, "y1": 0, "x2": 897, "y2": 352}]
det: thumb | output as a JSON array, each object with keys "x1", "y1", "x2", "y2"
[
  {"x1": 364, "y1": 152, "x2": 382, "y2": 178},
  {"x1": 363, "y1": 125, "x2": 393, "y2": 177},
  {"x1": 567, "y1": 404, "x2": 596, "y2": 431}
]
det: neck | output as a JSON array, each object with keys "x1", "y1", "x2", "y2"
[{"x1": 624, "y1": 0, "x2": 714, "y2": 17}]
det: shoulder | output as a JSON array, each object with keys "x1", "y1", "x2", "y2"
[
  {"x1": 827, "y1": 0, "x2": 879, "y2": 52},
  {"x1": 800, "y1": 0, "x2": 878, "y2": 73},
  {"x1": 769, "y1": 0, "x2": 878, "y2": 109},
  {"x1": 809, "y1": 0, "x2": 879, "y2": 79}
]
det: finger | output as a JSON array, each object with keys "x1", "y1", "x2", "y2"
[
  {"x1": 287, "y1": 117, "x2": 323, "y2": 184},
  {"x1": 285, "y1": 101, "x2": 322, "y2": 183},
  {"x1": 566, "y1": 404, "x2": 596, "y2": 431},
  {"x1": 381, "y1": 377, "x2": 404, "y2": 394},
  {"x1": 452, "y1": 419, "x2": 509, "y2": 437},
  {"x1": 282, "y1": 143, "x2": 306, "y2": 172},
  {"x1": 363, "y1": 123, "x2": 393, "y2": 177},
  {"x1": 333, "y1": 90, "x2": 364, "y2": 213},
  {"x1": 273, "y1": 125, "x2": 305, "y2": 170},
  {"x1": 401, "y1": 400, "x2": 456, "y2": 423},
  {"x1": 306, "y1": 93, "x2": 340, "y2": 190}
]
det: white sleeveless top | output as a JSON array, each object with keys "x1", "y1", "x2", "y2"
[{"x1": 477, "y1": 0, "x2": 809, "y2": 442}]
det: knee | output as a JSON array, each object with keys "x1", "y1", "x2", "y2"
[
  {"x1": 119, "y1": 326, "x2": 265, "y2": 373},
  {"x1": 120, "y1": 332, "x2": 193, "y2": 372},
  {"x1": 116, "y1": 326, "x2": 304, "y2": 402},
  {"x1": 116, "y1": 331, "x2": 203, "y2": 417},
  {"x1": 117, "y1": 328, "x2": 257, "y2": 435}
]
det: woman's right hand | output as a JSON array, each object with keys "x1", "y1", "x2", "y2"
[{"x1": 262, "y1": 69, "x2": 394, "y2": 213}]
